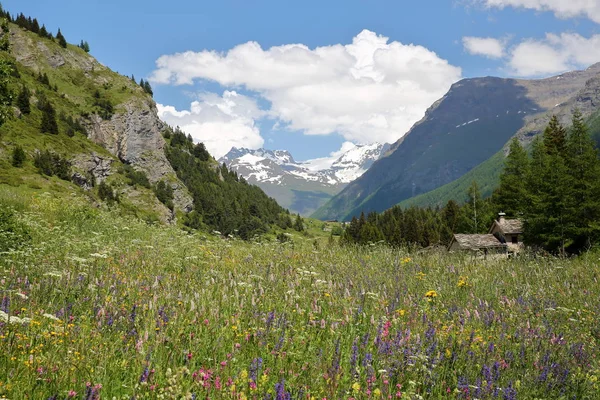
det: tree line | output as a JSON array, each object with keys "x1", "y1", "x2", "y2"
[
  {"x1": 1, "y1": 5, "x2": 86, "y2": 51},
  {"x1": 341, "y1": 111, "x2": 600, "y2": 254},
  {"x1": 164, "y1": 128, "x2": 293, "y2": 239}
]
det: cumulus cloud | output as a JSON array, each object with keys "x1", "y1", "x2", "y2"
[
  {"x1": 482, "y1": 0, "x2": 600, "y2": 24},
  {"x1": 462, "y1": 36, "x2": 505, "y2": 58},
  {"x1": 508, "y1": 32, "x2": 600, "y2": 76},
  {"x1": 302, "y1": 142, "x2": 357, "y2": 171},
  {"x1": 157, "y1": 91, "x2": 265, "y2": 159},
  {"x1": 151, "y1": 30, "x2": 462, "y2": 146}
]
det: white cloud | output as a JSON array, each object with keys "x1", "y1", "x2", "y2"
[
  {"x1": 482, "y1": 0, "x2": 600, "y2": 24},
  {"x1": 301, "y1": 142, "x2": 357, "y2": 171},
  {"x1": 508, "y1": 32, "x2": 600, "y2": 76},
  {"x1": 151, "y1": 30, "x2": 462, "y2": 146},
  {"x1": 157, "y1": 91, "x2": 265, "y2": 159},
  {"x1": 462, "y1": 36, "x2": 505, "y2": 58}
]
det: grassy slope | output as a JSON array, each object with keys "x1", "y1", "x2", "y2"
[
  {"x1": 399, "y1": 150, "x2": 504, "y2": 208},
  {"x1": 0, "y1": 183, "x2": 598, "y2": 398},
  {"x1": 0, "y1": 25, "x2": 173, "y2": 223}
]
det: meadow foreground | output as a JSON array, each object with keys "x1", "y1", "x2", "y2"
[{"x1": 0, "y1": 192, "x2": 599, "y2": 399}]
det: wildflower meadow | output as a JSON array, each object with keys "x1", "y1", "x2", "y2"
[{"x1": 1, "y1": 191, "x2": 599, "y2": 399}]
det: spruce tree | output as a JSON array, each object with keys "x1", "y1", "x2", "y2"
[
  {"x1": 491, "y1": 137, "x2": 529, "y2": 216},
  {"x1": 564, "y1": 110, "x2": 600, "y2": 251},
  {"x1": 525, "y1": 118, "x2": 571, "y2": 253},
  {"x1": 56, "y1": 28, "x2": 67, "y2": 48},
  {"x1": 40, "y1": 101, "x2": 59, "y2": 134},
  {"x1": 16, "y1": 85, "x2": 31, "y2": 115},
  {"x1": 39, "y1": 24, "x2": 48, "y2": 38},
  {"x1": 294, "y1": 214, "x2": 304, "y2": 232},
  {"x1": 11, "y1": 146, "x2": 26, "y2": 167}
]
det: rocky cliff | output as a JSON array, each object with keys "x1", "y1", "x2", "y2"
[{"x1": 8, "y1": 25, "x2": 193, "y2": 213}]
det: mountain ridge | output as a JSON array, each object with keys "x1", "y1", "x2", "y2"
[
  {"x1": 219, "y1": 143, "x2": 389, "y2": 215},
  {"x1": 313, "y1": 63, "x2": 600, "y2": 220}
]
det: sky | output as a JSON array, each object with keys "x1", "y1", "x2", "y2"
[{"x1": 4, "y1": 0, "x2": 600, "y2": 164}]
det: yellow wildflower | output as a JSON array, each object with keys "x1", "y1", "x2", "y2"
[
  {"x1": 352, "y1": 382, "x2": 361, "y2": 392},
  {"x1": 425, "y1": 290, "x2": 438, "y2": 301},
  {"x1": 373, "y1": 388, "x2": 382, "y2": 397}
]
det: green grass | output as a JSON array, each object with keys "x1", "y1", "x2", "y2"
[
  {"x1": 399, "y1": 150, "x2": 504, "y2": 208},
  {"x1": 0, "y1": 186, "x2": 598, "y2": 399}
]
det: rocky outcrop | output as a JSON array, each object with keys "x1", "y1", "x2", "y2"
[
  {"x1": 87, "y1": 99, "x2": 193, "y2": 213},
  {"x1": 71, "y1": 153, "x2": 114, "y2": 190}
]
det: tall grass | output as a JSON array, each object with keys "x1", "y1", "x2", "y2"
[{"x1": 0, "y1": 190, "x2": 599, "y2": 399}]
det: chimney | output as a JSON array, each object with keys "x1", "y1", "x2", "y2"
[{"x1": 498, "y1": 212, "x2": 506, "y2": 222}]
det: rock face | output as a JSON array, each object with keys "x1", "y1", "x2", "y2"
[
  {"x1": 87, "y1": 99, "x2": 193, "y2": 213},
  {"x1": 71, "y1": 153, "x2": 114, "y2": 189}
]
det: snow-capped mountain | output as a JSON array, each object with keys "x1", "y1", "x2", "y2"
[{"x1": 218, "y1": 143, "x2": 389, "y2": 216}]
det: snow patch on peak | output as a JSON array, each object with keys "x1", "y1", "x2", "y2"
[{"x1": 219, "y1": 143, "x2": 389, "y2": 188}]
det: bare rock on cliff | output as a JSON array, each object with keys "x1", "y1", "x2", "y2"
[{"x1": 87, "y1": 99, "x2": 193, "y2": 212}]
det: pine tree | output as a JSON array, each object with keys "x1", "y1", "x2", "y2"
[
  {"x1": 11, "y1": 146, "x2": 26, "y2": 167},
  {"x1": 564, "y1": 110, "x2": 600, "y2": 252},
  {"x1": 31, "y1": 18, "x2": 40, "y2": 34},
  {"x1": 525, "y1": 118, "x2": 571, "y2": 253},
  {"x1": 143, "y1": 80, "x2": 153, "y2": 96},
  {"x1": 491, "y1": 137, "x2": 529, "y2": 216},
  {"x1": 294, "y1": 214, "x2": 304, "y2": 232},
  {"x1": 0, "y1": 18, "x2": 9, "y2": 52},
  {"x1": 56, "y1": 28, "x2": 67, "y2": 48},
  {"x1": 40, "y1": 101, "x2": 59, "y2": 134},
  {"x1": 39, "y1": 24, "x2": 48, "y2": 38},
  {"x1": 0, "y1": 43, "x2": 12, "y2": 126},
  {"x1": 78, "y1": 40, "x2": 90, "y2": 52},
  {"x1": 16, "y1": 85, "x2": 31, "y2": 115},
  {"x1": 543, "y1": 115, "x2": 567, "y2": 156}
]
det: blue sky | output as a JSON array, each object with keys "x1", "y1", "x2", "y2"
[{"x1": 4, "y1": 0, "x2": 600, "y2": 162}]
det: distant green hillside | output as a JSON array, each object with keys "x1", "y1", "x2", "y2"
[
  {"x1": 399, "y1": 150, "x2": 504, "y2": 208},
  {"x1": 400, "y1": 107, "x2": 600, "y2": 209}
]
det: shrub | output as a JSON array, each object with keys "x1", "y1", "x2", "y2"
[
  {"x1": 97, "y1": 181, "x2": 118, "y2": 204},
  {"x1": 0, "y1": 205, "x2": 31, "y2": 252},
  {"x1": 120, "y1": 164, "x2": 150, "y2": 188},
  {"x1": 154, "y1": 180, "x2": 174, "y2": 210},
  {"x1": 33, "y1": 150, "x2": 71, "y2": 180}
]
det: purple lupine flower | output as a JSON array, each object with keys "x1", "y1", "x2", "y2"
[
  {"x1": 274, "y1": 379, "x2": 291, "y2": 400},
  {"x1": 474, "y1": 379, "x2": 482, "y2": 398},
  {"x1": 350, "y1": 339, "x2": 358, "y2": 370},
  {"x1": 0, "y1": 295, "x2": 9, "y2": 313},
  {"x1": 249, "y1": 357, "x2": 263, "y2": 383},
  {"x1": 457, "y1": 376, "x2": 469, "y2": 398},
  {"x1": 362, "y1": 352, "x2": 372, "y2": 367},
  {"x1": 503, "y1": 382, "x2": 517, "y2": 400},
  {"x1": 274, "y1": 328, "x2": 285, "y2": 352},
  {"x1": 493, "y1": 361, "x2": 501, "y2": 381},
  {"x1": 361, "y1": 332, "x2": 370, "y2": 347},
  {"x1": 139, "y1": 366, "x2": 150, "y2": 383},
  {"x1": 129, "y1": 305, "x2": 137, "y2": 324},
  {"x1": 330, "y1": 339, "x2": 341, "y2": 374},
  {"x1": 266, "y1": 311, "x2": 275, "y2": 329},
  {"x1": 482, "y1": 364, "x2": 492, "y2": 383}
]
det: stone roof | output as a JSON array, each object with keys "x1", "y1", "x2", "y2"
[
  {"x1": 491, "y1": 218, "x2": 523, "y2": 234},
  {"x1": 451, "y1": 234, "x2": 507, "y2": 250}
]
